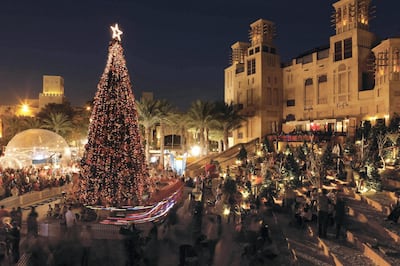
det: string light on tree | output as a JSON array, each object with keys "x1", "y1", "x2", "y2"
[{"x1": 78, "y1": 24, "x2": 152, "y2": 207}]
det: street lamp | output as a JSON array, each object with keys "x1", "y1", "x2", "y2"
[
  {"x1": 190, "y1": 145, "x2": 201, "y2": 157},
  {"x1": 19, "y1": 103, "x2": 32, "y2": 116}
]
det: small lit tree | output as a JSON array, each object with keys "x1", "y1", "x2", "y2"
[
  {"x1": 376, "y1": 132, "x2": 388, "y2": 169},
  {"x1": 387, "y1": 132, "x2": 399, "y2": 160},
  {"x1": 365, "y1": 162, "x2": 382, "y2": 191}
]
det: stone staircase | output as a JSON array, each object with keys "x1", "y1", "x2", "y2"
[
  {"x1": 271, "y1": 210, "x2": 335, "y2": 266},
  {"x1": 185, "y1": 138, "x2": 259, "y2": 177},
  {"x1": 276, "y1": 185, "x2": 400, "y2": 265}
]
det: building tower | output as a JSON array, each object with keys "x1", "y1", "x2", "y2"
[
  {"x1": 225, "y1": 19, "x2": 282, "y2": 146},
  {"x1": 39, "y1": 75, "x2": 65, "y2": 109},
  {"x1": 282, "y1": 0, "x2": 380, "y2": 136},
  {"x1": 330, "y1": 0, "x2": 376, "y2": 109}
]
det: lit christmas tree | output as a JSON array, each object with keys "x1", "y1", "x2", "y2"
[{"x1": 78, "y1": 24, "x2": 151, "y2": 207}]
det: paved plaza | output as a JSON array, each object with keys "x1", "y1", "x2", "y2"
[{"x1": 2, "y1": 182, "x2": 400, "y2": 266}]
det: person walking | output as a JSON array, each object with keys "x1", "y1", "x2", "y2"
[
  {"x1": 227, "y1": 195, "x2": 236, "y2": 224},
  {"x1": 15, "y1": 207, "x2": 22, "y2": 227},
  {"x1": 0, "y1": 205, "x2": 9, "y2": 223},
  {"x1": 65, "y1": 206, "x2": 76, "y2": 236},
  {"x1": 80, "y1": 225, "x2": 92, "y2": 266},
  {"x1": 335, "y1": 195, "x2": 346, "y2": 239},
  {"x1": 27, "y1": 207, "x2": 38, "y2": 237},
  {"x1": 206, "y1": 215, "x2": 222, "y2": 264},
  {"x1": 8, "y1": 221, "x2": 20, "y2": 263},
  {"x1": 120, "y1": 223, "x2": 142, "y2": 266},
  {"x1": 144, "y1": 222, "x2": 159, "y2": 265},
  {"x1": 317, "y1": 189, "x2": 330, "y2": 238},
  {"x1": 10, "y1": 207, "x2": 17, "y2": 224}
]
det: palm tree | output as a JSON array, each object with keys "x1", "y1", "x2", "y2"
[
  {"x1": 213, "y1": 101, "x2": 246, "y2": 151},
  {"x1": 157, "y1": 99, "x2": 175, "y2": 169},
  {"x1": 168, "y1": 112, "x2": 190, "y2": 154},
  {"x1": 136, "y1": 98, "x2": 160, "y2": 163},
  {"x1": 36, "y1": 101, "x2": 75, "y2": 120},
  {"x1": 187, "y1": 100, "x2": 216, "y2": 155},
  {"x1": 41, "y1": 112, "x2": 73, "y2": 137},
  {"x1": 1, "y1": 115, "x2": 24, "y2": 142},
  {"x1": 68, "y1": 107, "x2": 91, "y2": 150},
  {"x1": 21, "y1": 117, "x2": 42, "y2": 130}
]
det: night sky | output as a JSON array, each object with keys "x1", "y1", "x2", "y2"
[{"x1": 0, "y1": 0, "x2": 399, "y2": 111}]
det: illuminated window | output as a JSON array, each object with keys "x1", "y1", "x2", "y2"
[
  {"x1": 336, "y1": 8, "x2": 342, "y2": 24},
  {"x1": 342, "y1": 6, "x2": 347, "y2": 26},
  {"x1": 377, "y1": 50, "x2": 388, "y2": 76}
]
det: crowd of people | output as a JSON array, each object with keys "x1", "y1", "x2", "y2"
[
  {"x1": 0, "y1": 165, "x2": 75, "y2": 200},
  {"x1": 283, "y1": 185, "x2": 346, "y2": 239},
  {"x1": 0, "y1": 204, "x2": 33, "y2": 264}
]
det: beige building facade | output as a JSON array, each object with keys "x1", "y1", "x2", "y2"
[{"x1": 224, "y1": 0, "x2": 400, "y2": 146}]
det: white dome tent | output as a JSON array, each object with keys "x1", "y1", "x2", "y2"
[{"x1": 1, "y1": 129, "x2": 71, "y2": 169}]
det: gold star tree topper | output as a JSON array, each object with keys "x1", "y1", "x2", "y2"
[{"x1": 111, "y1": 23, "x2": 123, "y2": 41}]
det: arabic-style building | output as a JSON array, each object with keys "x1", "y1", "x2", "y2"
[
  {"x1": 0, "y1": 75, "x2": 65, "y2": 139},
  {"x1": 225, "y1": 0, "x2": 400, "y2": 145}
]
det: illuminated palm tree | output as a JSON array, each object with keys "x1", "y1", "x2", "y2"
[
  {"x1": 213, "y1": 101, "x2": 246, "y2": 151},
  {"x1": 41, "y1": 112, "x2": 72, "y2": 137},
  {"x1": 136, "y1": 98, "x2": 160, "y2": 163},
  {"x1": 36, "y1": 102, "x2": 75, "y2": 120},
  {"x1": 21, "y1": 117, "x2": 42, "y2": 130},
  {"x1": 187, "y1": 100, "x2": 215, "y2": 155},
  {"x1": 68, "y1": 107, "x2": 91, "y2": 150},
  {"x1": 1, "y1": 116, "x2": 24, "y2": 142},
  {"x1": 166, "y1": 112, "x2": 190, "y2": 156},
  {"x1": 157, "y1": 99, "x2": 175, "y2": 169}
]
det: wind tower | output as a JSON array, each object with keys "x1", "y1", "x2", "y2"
[
  {"x1": 225, "y1": 19, "x2": 282, "y2": 145},
  {"x1": 330, "y1": 0, "x2": 376, "y2": 105}
]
